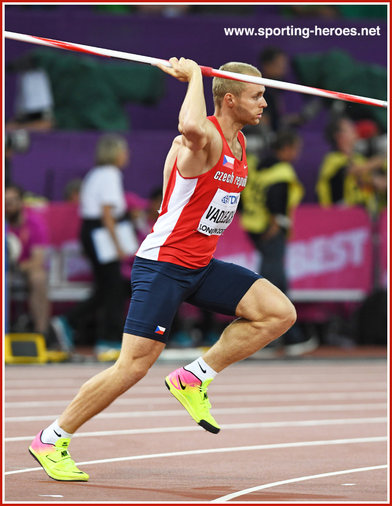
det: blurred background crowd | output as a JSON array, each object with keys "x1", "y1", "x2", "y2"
[{"x1": 4, "y1": 4, "x2": 388, "y2": 362}]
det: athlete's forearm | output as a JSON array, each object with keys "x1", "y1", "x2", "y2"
[
  {"x1": 178, "y1": 66, "x2": 209, "y2": 150},
  {"x1": 179, "y1": 65, "x2": 207, "y2": 133},
  {"x1": 156, "y1": 58, "x2": 208, "y2": 149}
]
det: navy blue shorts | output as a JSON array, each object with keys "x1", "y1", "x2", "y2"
[{"x1": 124, "y1": 256, "x2": 261, "y2": 343}]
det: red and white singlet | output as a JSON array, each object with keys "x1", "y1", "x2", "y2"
[{"x1": 136, "y1": 116, "x2": 248, "y2": 268}]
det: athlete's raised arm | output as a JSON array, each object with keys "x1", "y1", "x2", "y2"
[
  {"x1": 157, "y1": 58, "x2": 209, "y2": 149},
  {"x1": 156, "y1": 57, "x2": 221, "y2": 177}
]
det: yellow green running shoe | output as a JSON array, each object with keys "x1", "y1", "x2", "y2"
[
  {"x1": 165, "y1": 367, "x2": 220, "y2": 434},
  {"x1": 29, "y1": 431, "x2": 89, "y2": 481}
]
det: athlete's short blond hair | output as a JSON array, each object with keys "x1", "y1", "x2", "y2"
[{"x1": 212, "y1": 62, "x2": 261, "y2": 109}]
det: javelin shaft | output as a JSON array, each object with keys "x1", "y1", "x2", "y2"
[
  {"x1": 4, "y1": 30, "x2": 171, "y2": 67},
  {"x1": 201, "y1": 67, "x2": 388, "y2": 108},
  {"x1": 5, "y1": 30, "x2": 387, "y2": 108}
]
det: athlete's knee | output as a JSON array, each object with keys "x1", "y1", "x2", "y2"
[
  {"x1": 114, "y1": 334, "x2": 164, "y2": 392},
  {"x1": 113, "y1": 360, "x2": 149, "y2": 393},
  {"x1": 278, "y1": 297, "x2": 297, "y2": 332},
  {"x1": 269, "y1": 288, "x2": 296, "y2": 321},
  {"x1": 255, "y1": 293, "x2": 296, "y2": 338},
  {"x1": 115, "y1": 349, "x2": 158, "y2": 392},
  {"x1": 129, "y1": 360, "x2": 150, "y2": 383}
]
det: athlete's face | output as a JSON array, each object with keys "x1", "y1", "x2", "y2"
[{"x1": 232, "y1": 83, "x2": 267, "y2": 125}]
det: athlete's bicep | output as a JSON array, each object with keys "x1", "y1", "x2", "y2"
[{"x1": 177, "y1": 125, "x2": 221, "y2": 177}]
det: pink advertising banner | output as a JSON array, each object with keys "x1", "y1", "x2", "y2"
[
  {"x1": 287, "y1": 205, "x2": 373, "y2": 293},
  {"x1": 39, "y1": 203, "x2": 375, "y2": 295},
  {"x1": 215, "y1": 205, "x2": 374, "y2": 294},
  {"x1": 378, "y1": 209, "x2": 388, "y2": 289}
]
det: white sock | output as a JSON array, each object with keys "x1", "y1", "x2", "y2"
[
  {"x1": 184, "y1": 357, "x2": 217, "y2": 382},
  {"x1": 41, "y1": 419, "x2": 73, "y2": 444}
]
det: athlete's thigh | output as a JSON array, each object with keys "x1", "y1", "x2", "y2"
[
  {"x1": 236, "y1": 277, "x2": 295, "y2": 322},
  {"x1": 187, "y1": 258, "x2": 261, "y2": 315},
  {"x1": 124, "y1": 257, "x2": 189, "y2": 344}
]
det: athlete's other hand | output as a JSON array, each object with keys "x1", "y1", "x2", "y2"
[{"x1": 155, "y1": 57, "x2": 201, "y2": 82}]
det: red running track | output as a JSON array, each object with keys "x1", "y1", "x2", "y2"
[{"x1": 4, "y1": 359, "x2": 388, "y2": 503}]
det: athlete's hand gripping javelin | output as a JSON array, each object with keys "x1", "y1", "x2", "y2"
[
  {"x1": 155, "y1": 56, "x2": 201, "y2": 82},
  {"x1": 156, "y1": 56, "x2": 215, "y2": 168}
]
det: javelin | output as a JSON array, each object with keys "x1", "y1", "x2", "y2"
[{"x1": 5, "y1": 30, "x2": 387, "y2": 108}]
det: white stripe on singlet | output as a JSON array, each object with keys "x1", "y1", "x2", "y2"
[{"x1": 137, "y1": 172, "x2": 198, "y2": 261}]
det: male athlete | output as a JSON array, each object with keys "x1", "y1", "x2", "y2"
[{"x1": 28, "y1": 57, "x2": 296, "y2": 481}]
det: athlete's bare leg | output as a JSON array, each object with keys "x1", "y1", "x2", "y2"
[
  {"x1": 58, "y1": 334, "x2": 165, "y2": 433},
  {"x1": 203, "y1": 278, "x2": 296, "y2": 372}
]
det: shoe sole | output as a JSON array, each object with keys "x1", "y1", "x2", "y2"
[
  {"x1": 164, "y1": 379, "x2": 220, "y2": 434},
  {"x1": 28, "y1": 447, "x2": 89, "y2": 482}
]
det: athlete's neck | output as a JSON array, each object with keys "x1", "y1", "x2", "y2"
[{"x1": 213, "y1": 113, "x2": 242, "y2": 146}]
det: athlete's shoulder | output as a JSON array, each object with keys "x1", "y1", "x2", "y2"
[
  {"x1": 173, "y1": 135, "x2": 182, "y2": 146},
  {"x1": 166, "y1": 135, "x2": 182, "y2": 159}
]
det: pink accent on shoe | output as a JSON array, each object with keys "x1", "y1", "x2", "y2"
[
  {"x1": 30, "y1": 431, "x2": 55, "y2": 454},
  {"x1": 168, "y1": 367, "x2": 202, "y2": 389}
]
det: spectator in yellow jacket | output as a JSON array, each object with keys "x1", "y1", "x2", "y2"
[{"x1": 316, "y1": 116, "x2": 386, "y2": 214}]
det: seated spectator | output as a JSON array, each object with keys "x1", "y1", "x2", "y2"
[
  {"x1": 240, "y1": 130, "x2": 317, "y2": 355},
  {"x1": 5, "y1": 184, "x2": 52, "y2": 337},
  {"x1": 5, "y1": 129, "x2": 30, "y2": 186},
  {"x1": 9, "y1": 49, "x2": 165, "y2": 131},
  {"x1": 316, "y1": 116, "x2": 386, "y2": 214},
  {"x1": 293, "y1": 50, "x2": 387, "y2": 133},
  {"x1": 63, "y1": 178, "x2": 82, "y2": 203},
  {"x1": 6, "y1": 54, "x2": 54, "y2": 131}
]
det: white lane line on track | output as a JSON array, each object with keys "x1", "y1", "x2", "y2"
[
  {"x1": 211, "y1": 465, "x2": 388, "y2": 502},
  {"x1": 5, "y1": 390, "x2": 387, "y2": 404},
  {"x1": 4, "y1": 381, "x2": 387, "y2": 395},
  {"x1": 5, "y1": 363, "x2": 385, "y2": 376},
  {"x1": 5, "y1": 436, "x2": 387, "y2": 476},
  {"x1": 4, "y1": 376, "x2": 387, "y2": 387},
  {"x1": 4, "y1": 417, "x2": 387, "y2": 442},
  {"x1": 5, "y1": 403, "x2": 387, "y2": 423},
  {"x1": 4, "y1": 393, "x2": 388, "y2": 408}
]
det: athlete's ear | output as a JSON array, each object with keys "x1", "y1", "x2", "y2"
[{"x1": 224, "y1": 93, "x2": 235, "y2": 108}]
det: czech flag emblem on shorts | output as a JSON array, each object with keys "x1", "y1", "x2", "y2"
[{"x1": 155, "y1": 326, "x2": 166, "y2": 335}]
